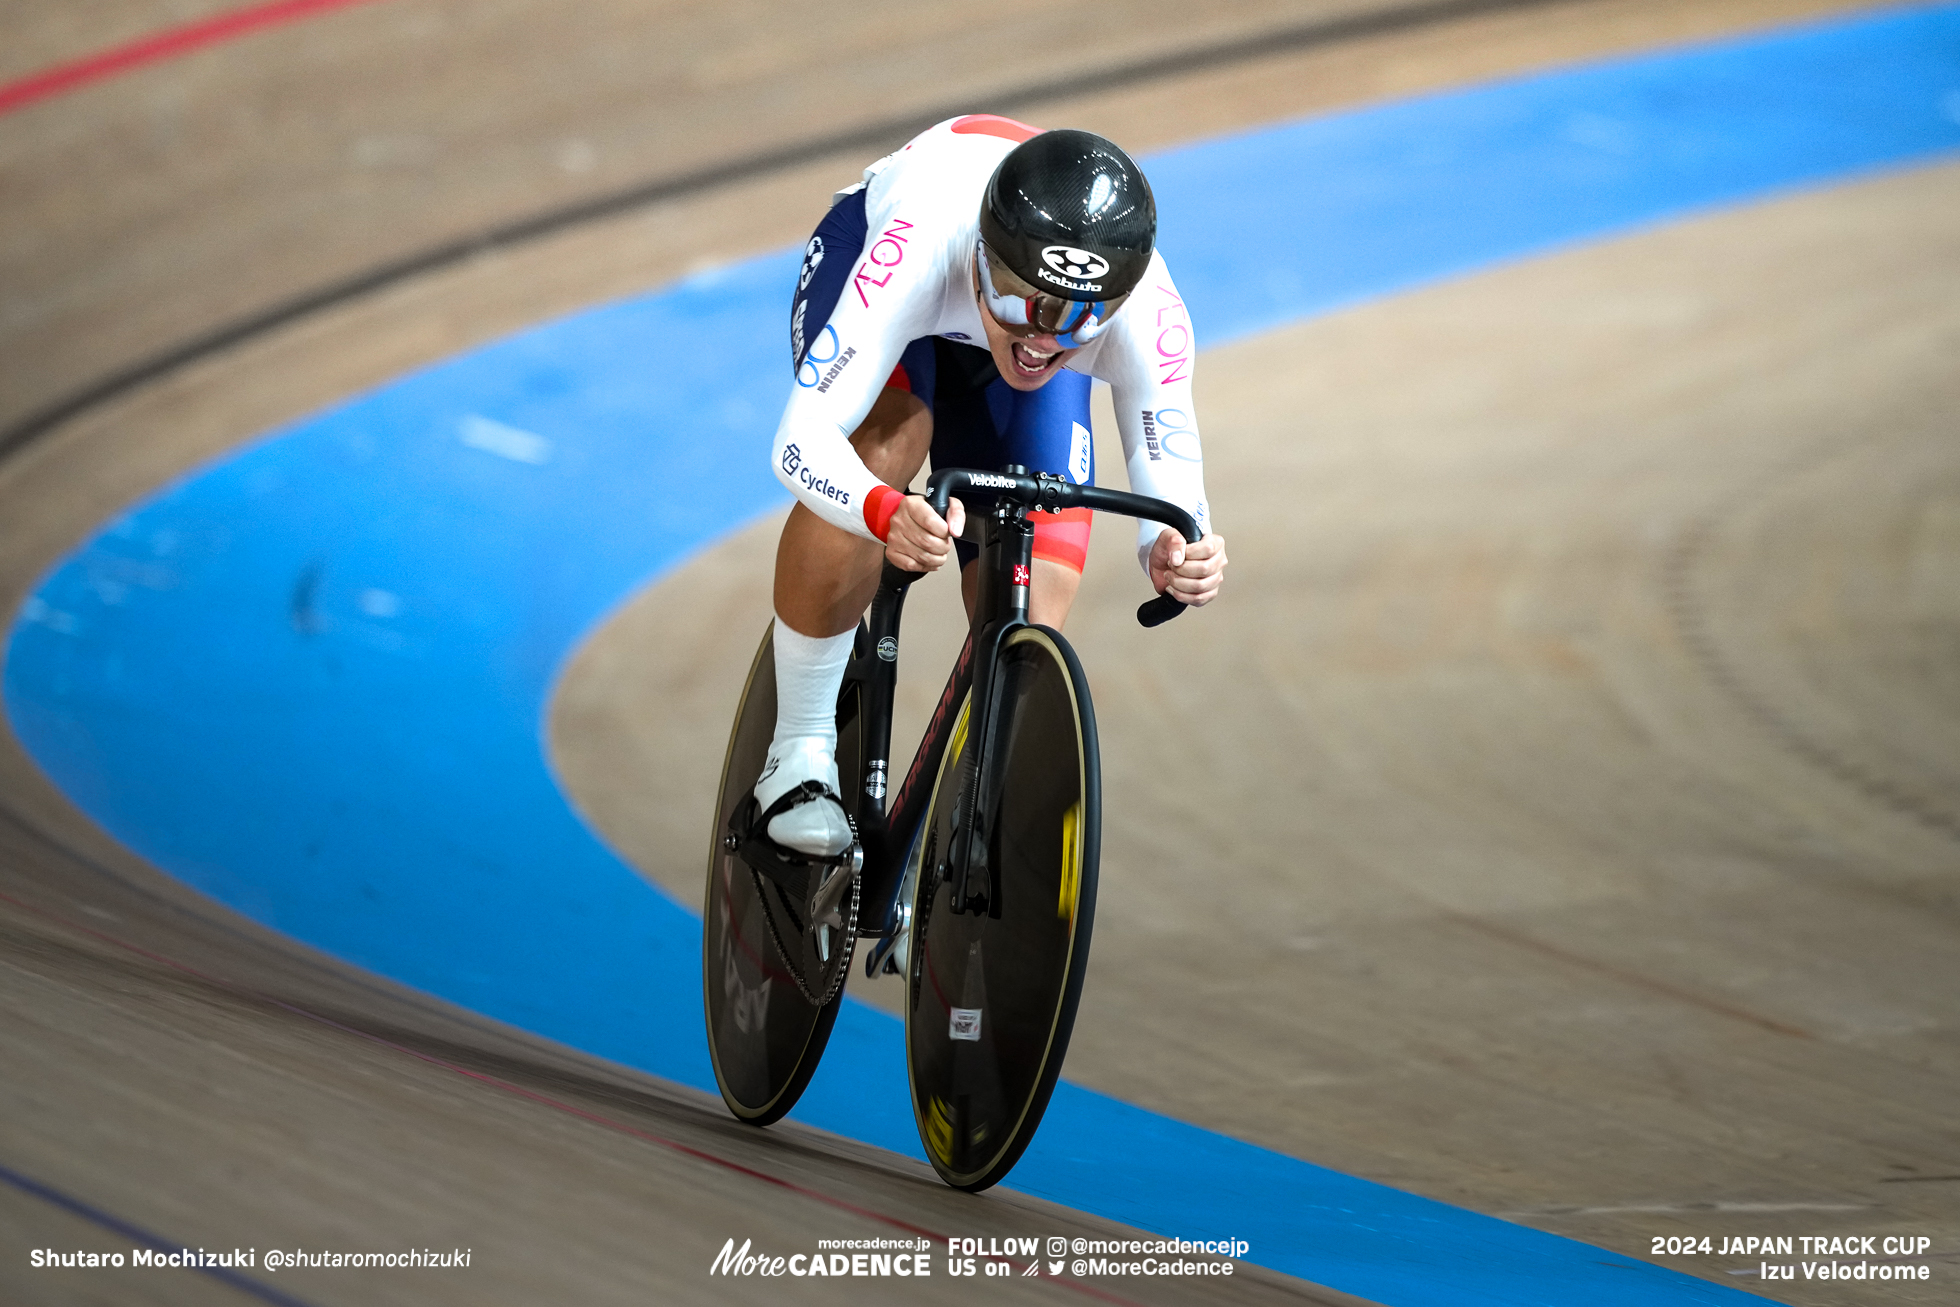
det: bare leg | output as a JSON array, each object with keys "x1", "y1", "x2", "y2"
[
  {"x1": 761, "y1": 385, "x2": 934, "y2": 854},
  {"x1": 773, "y1": 385, "x2": 934, "y2": 637},
  {"x1": 960, "y1": 556, "x2": 1082, "y2": 630}
]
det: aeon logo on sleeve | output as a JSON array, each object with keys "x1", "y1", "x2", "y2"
[
  {"x1": 1151, "y1": 283, "x2": 1191, "y2": 384},
  {"x1": 798, "y1": 235, "x2": 825, "y2": 291},
  {"x1": 853, "y1": 217, "x2": 914, "y2": 307},
  {"x1": 1042, "y1": 246, "x2": 1109, "y2": 280}
]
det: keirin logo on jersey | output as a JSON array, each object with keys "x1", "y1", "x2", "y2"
[{"x1": 1041, "y1": 246, "x2": 1110, "y2": 280}]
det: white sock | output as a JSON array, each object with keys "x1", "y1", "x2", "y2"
[
  {"x1": 768, "y1": 617, "x2": 855, "y2": 763},
  {"x1": 756, "y1": 618, "x2": 857, "y2": 854}
]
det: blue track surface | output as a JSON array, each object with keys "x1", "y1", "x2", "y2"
[{"x1": 9, "y1": 6, "x2": 1959, "y2": 1303}]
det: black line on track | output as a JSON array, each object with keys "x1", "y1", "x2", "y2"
[
  {"x1": 0, "y1": 0, "x2": 1581, "y2": 460},
  {"x1": 0, "y1": 1161, "x2": 323, "y2": 1307},
  {"x1": 1661, "y1": 461, "x2": 1960, "y2": 848},
  {"x1": 0, "y1": 792, "x2": 756, "y2": 1137}
]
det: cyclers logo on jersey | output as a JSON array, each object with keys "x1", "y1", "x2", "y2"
[{"x1": 779, "y1": 442, "x2": 851, "y2": 509}]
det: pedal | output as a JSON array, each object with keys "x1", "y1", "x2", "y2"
[{"x1": 726, "y1": 791, "x2": 852, "y2": 897}]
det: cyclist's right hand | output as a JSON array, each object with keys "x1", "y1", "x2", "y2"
[{"x1": 886, "y1": 494, "x2": 966, "y2": 573}]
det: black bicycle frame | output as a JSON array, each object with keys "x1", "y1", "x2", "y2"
[{"x1": 842, "y1": 466, "x2": 1200, "y2": 937}]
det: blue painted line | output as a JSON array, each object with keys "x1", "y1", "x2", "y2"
[
  {"x1": 7, "y1": 5, "x2": 1958, "y2": 1303},
  {"x1": 0, "y1": 1161, "x2": 322, "y2": 1306}
]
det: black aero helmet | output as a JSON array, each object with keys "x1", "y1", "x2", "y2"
[{"x1": 979, "y1": 129, "x2": 1156, "y2": 303}]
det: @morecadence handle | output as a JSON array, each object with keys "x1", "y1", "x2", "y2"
[{"x1": 922, "y1": 468, "x2": 1198, "y2": 628}]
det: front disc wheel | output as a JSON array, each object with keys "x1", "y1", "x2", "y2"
[{"x1": 905, "y1": 625, "x2": 1100, "y2": 1190}]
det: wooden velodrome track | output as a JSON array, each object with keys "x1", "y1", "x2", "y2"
[{"x1": 3, "y1": 1, "x2": 1955, "y2": 1303}]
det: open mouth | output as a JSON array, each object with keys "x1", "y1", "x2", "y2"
[{"x1": 1009, "y1": 340, "x2": 1061, "y2": 378}]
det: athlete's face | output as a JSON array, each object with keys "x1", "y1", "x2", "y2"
[
  {"x1": 978, "y1": 305, "x2": 1075, "y2": 390},
  {"x1": 973, "y1": 251, "x2": 1077, "y2": 392}
]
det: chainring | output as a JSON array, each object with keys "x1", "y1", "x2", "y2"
[{"x1": 751, "y1": 829, "x2": 861, "y2": 1008}]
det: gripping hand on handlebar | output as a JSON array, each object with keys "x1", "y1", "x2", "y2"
[
  {"x1": 885, "y1": 494, "x2": 967, "y2": 573},
  {"x1": 1147, "y1": 528, "x2": 1228, "y2": 607}
]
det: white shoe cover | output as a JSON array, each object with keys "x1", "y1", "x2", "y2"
[{"x1": 755, "y1": 737, "x2": 852, "y2": 857}]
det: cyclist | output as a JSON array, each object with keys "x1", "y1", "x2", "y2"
[{"x1": 756, "y1": 115, "x2": 1227, "y2": 856}]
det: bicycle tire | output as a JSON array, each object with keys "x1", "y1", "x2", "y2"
[
  {"x1": 905, "y1": 624, "x2": 1100, "y2": 1190},
  {"x1": 702, "y1": 623, "x2": 862, "y2": 1125}
]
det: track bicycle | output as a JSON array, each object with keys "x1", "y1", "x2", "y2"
[{"x1": 703, "y1": 464, "x2": 1197, "y2": 1190}]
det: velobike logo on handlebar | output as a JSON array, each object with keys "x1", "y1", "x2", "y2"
[{"x1": 965, "y1": 472, "x2": 1018, "y2": 489}]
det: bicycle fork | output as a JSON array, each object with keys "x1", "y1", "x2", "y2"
[{"x1": 944, "y1": 506, "x2": 1034, "y2": 918}]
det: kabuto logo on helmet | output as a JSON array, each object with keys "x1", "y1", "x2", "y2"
[{"x1": 1042, "y1": 246, "x2": 1110, "y2": 280}]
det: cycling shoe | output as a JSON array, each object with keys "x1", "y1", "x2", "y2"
[{"x1": 754, "y1": 738, "x2": 852, "y2": 857}]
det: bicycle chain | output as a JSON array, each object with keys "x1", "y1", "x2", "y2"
[{"x1": 750, "y1": 825, "x2": 860, "y2": 1008}]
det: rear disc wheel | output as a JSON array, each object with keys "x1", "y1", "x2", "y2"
[{"x1": 703, "y1": 624, "x2": 863, "y2": 1125}]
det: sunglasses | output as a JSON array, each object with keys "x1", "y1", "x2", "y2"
[{"x1": 975, "y1": 241, "x2": 1130, "y2": 348}]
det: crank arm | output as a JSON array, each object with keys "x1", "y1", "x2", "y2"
[{"x1": 806, "y1": 843, "x2": 865, "y2": 931}]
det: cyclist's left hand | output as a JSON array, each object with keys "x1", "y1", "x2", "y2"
[{"x1": 1148, "y1": 528, "x2": 1227, "y2": 607}]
